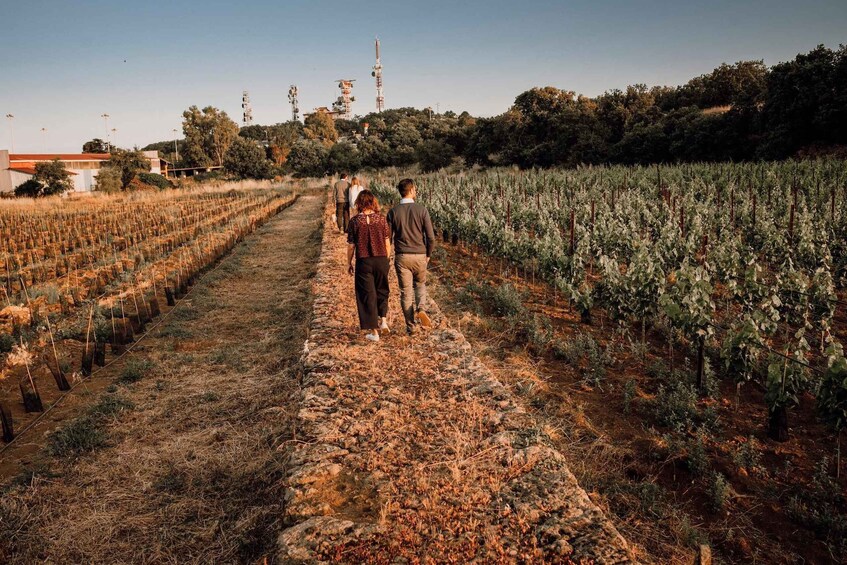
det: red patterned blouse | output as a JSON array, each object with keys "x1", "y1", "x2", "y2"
[{"x1": 347, "y1": 212, "x2": 389, "y2": 259}]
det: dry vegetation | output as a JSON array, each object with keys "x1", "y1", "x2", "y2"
[{"x1": 0, "y1": 194, "x2": 323, "y2": 563}]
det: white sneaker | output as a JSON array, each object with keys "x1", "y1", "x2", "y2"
[
  {"x1": 379, "y1": 317, "x2": 390, "y2": 334},
  {"x1": 365, "y1": 332, "x2": 380, "y2": 342}
]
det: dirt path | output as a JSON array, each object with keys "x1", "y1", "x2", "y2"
[
  {"x1": 280, "y1": 201, "x2": 632, "y2": 563},
  {"x1": 1, "y1": 193, "x2": 324, "y2": 564}
]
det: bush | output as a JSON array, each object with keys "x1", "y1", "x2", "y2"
[
  {"x1": 0, "y1": 333, "x2": 14, "y2": 353},
  {"x1": 14, "y1": 179, "x2": 44, "y2": 198},
  {"x1": 94, "y1": 167, "x2": 122, "y2": 193},
  {"x1": 138, "y1": 172, "x2": 171, "y2": 189}
]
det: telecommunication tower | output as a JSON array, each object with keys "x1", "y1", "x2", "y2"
[
  {"x1": 242, "y1": 91, "x2": 253, "y2": 126},
  {"x1": 372, "y1": 37, "x2": 384, "y2": 113},
  {"x1": 333, "y1": 79, "x2": 356, "y2": 120},
  {"x1": 288, "y1": 85, "x2": 300, "y2": 122}
]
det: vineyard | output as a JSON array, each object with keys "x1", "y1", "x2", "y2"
[
  {"x1": 0, "y1": 187, "x2": 297, "y2": 449},
  {"x1": 373, "y1": 161, "x2": 847, "y2": 560}
]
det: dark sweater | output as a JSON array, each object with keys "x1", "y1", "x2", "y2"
[{"x1": 386, "y1": 201, "x2": 436, "y2": 257}]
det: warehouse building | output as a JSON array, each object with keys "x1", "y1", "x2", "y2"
[{"x1": 0, "y1": 150, "x2": 163, "y2": 194}]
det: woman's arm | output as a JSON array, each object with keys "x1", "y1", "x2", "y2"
[{"x1": 347, "y1": 244, "x2": 356, "y2": 275}]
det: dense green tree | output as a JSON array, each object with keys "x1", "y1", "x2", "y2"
[
  {"x1": 182, "y1": 105, "x2": 239, "y2": 167},
  {"x1": 326, "y1": 142, "x2": 361, "y2": 174},
  {"x1": 415, "y1": 139, "x2": 456, "y2": 172},
  {"x1": 223, "y1": 138, "x2": 273, "y2": 179},
  {"x1": 287, "y1": 140, "x2": 328, "y2": 177},
  {"x1": 82, "y1": 138, "x2": 108, "y2": 153},
  {"x1": 304, "y1": 111, "x2": 338, "y2": 146}
]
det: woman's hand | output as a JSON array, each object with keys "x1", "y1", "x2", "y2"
[{"x1": 348, "y1": 262, "x2": 355, "y2": 276}]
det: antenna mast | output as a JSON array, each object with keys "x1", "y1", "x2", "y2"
[
  {"x1": 333, "y1": 79, "x2": 356, "y2": 120},
  {"x1": 242, "y1": 90, "x2": 253, "y2": 126},
  {"x1": 288, "y1": 85, "x2": 300, "y2": 122},
  {"x1": 372, "y1": 37, "x2": 384, "y2": 113}
]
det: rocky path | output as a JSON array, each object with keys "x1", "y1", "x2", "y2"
[{"x1": 280, "y1": 202, "x2": 632, "y2": 563}]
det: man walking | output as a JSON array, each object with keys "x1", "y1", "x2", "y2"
[
  {"x1": 334, "y1": 173, "x2": 351, "y2": 233},
  {"x1": 387, "y1": 178, "x2": 436, "y2": 335}
]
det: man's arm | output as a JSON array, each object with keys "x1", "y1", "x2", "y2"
[
  {"x1": 386, "y1": 208, "x2": 395, "y2": 246},
  {"x1": 423, "y1": 208, "x2": 436, "y2": 258}
]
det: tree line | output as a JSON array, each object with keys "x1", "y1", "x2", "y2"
[{"x1": 140, "y1": 44, "x2": 845, "y2": 179}]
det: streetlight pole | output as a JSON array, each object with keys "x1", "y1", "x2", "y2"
[
  {"x1": 101, "y1": 113, "x2": 110, "y2": 152},
  {"x1": 111, "y1": 128, "x2": 117, "y2": 149},
  {"x1": 5, "y1": 114, "x2": 14, "y2": 152},
  {"x1": 40, "y1": 128, "x2": 47, "y2": 152},
  {"x1": 172, "y1": 128, "x2": 179, "y2": 165}
]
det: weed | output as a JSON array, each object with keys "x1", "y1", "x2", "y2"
[
  {"x1": 0, "y1": 333, "x2": 13, "y2": 353},
  {"x1": 117, "y1": 357, "x2": 154, "y2": 385},
  {"x1": 786, "y1": 457, "x2": 847, "y2": 545},
  {"x1": 732, "y1": 436, "x2": 763, "y2": 472},
  {"x1": 686, "y1": 433, "x2": 710, "y2": 477},
  {"x1": 654, "y1": 380, "x2": 698, "y2": 432},
  {"x1": 709, "y1": 472, "x2": 730, "y2": 511},
  {"x1": 157, "y1": 325, "x2": 192, "y2": 338},
  {"x1": 623, "y1": 379, "x2": 636, "y2": 414},
  {"x1": 210, "y1": 346, "x2": 241, "y2": 366},
  {"x1": 200, "y1": 391, "x2": 220, "y2": 402},
  {"x1": 555, "y1": 332, "x2": 615, "y2": 387},
  {"x1": 48, "y1": 415, "x2": 107, "y2": 456}
]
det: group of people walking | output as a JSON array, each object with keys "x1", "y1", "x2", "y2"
[{"x1": 333, "y1": 174, "x2": 436, "y2": 342}]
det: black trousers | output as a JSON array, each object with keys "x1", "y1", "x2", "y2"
[
  {"x1": 355, "y1": 257, "x2": 390, "y2": 330},
  {"x1": 336, "y1": 202, "x2": 350, "y2": 232}
]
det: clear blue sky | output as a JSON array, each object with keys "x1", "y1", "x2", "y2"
[{"x1": 1, "y1": 0, "x2": 845, "y2": 153}]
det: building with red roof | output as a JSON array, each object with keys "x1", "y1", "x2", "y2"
[{"x1": 0, "y1": 150, "x2": 164, "y2": 194}]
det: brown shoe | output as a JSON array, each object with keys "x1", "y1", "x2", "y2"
[{"x1": 415, "y1": 311, "x2": 432, "y2": 329}]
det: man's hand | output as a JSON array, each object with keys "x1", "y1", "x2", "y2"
[{"x1": 426, "y1": 256, "x2": 431, "y2": 264}]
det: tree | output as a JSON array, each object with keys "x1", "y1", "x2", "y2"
[
  {"x1": 82, "y1": 138, "x2": 108, "y2": 153},
  {"x1": 415, "y1": 139, "x2": 455, "y2": 172},
  {"x1": 224, "y1": 138, "x2": 273, "y2": 179},
  {"x1": 287, "y1": 140, "x2": 328, "y2": 177},
  {"x1": 182, "y1": 105, "x2": 239, "y2": 167},
  {"x1": 103, "y1": 149, "x2": 151, "y2": 189},
  {"x1": 326, "y1": 142, "x2": 361, "y2": 174},
  {"x1": 267, "y1": 121, "x2": 304, "y2": 166},
  {"x1": 31, "y1": 160, "x2": 74, "y2": 196},
  {"x1": 304, "y1": 110, "x2": 338, "y2": 146}
]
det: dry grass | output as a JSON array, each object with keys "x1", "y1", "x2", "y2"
[{"x1": 0, "y1": 195, "x2": 324, "y2": 563}]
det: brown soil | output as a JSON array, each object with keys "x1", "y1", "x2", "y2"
[
  {"x1": 430, "y1": 242, "x2": 846, "y2": 564},
  {"x1": 0, "y1": 193, "x2": 324, "y2": 563}
]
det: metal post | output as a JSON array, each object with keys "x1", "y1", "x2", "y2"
[{"x1": 101, "y1": 113, "x2": 110, "y2": 152}]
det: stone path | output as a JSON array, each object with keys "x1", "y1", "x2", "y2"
[{"x1": 280, "y1": 201, "x2": 633, "y2": 563}]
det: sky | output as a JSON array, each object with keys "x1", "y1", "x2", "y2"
[{"x1": 0, "y1": 0, "x2": 845, "y2": 153}]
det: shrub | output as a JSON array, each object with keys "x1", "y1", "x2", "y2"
[
  {"x1": 14, "y1": 179, "x2": 44, "y2": 198},
  {"x1": 94, "y1": 166, "x2": 122, "y2": 193},
  {"x1": 138, "y1": 172, "x2": 171, "y2": 189},
  {"x1": 0, "y1": 333, "x2": 14, "y2": 354}
]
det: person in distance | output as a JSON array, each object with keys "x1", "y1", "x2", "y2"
[
  {"x1": 334, "y1": 173, "x2": 351, "y2": 234},
  {"x1": 346, "y1": 190, "x2": 391, "y2": 342},
  {"x1": 348, "y1": 176, "x2": 364, "y2": 217},
  {"x1": 386, "y1": 178, "x2": 435, "y2": 335}
]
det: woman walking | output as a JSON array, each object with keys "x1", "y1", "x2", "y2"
[
  {"x1": 346, "y1": 190, "x2": 391, "y2": 342},
  {"x1": 348, "y1": 177, "x2": 364, "y2": 215}
]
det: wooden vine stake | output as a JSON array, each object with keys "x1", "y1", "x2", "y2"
[
  {"x1": 81, "y1": 304, "x2": 94, "y2": 377},
  {"x1": 569, "y1": 209, "x2": 576, "y2": 256},
  {"x1": 0, "y1": 402, "x2": 13, "y2": 442}
]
